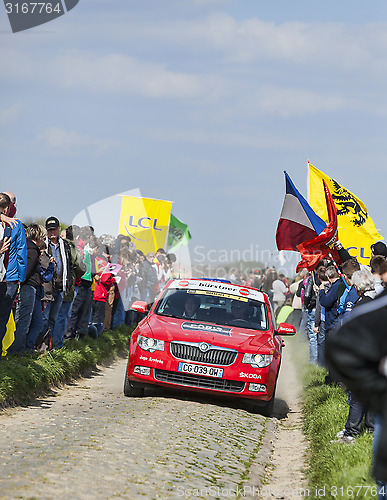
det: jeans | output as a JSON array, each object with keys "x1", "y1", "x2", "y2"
[
  {"x1": 345, "y1": 391, "x2": 374, "y2": 436},
  {"x1": 317, "y1": 321, "x2": 326, "y2": 366},
  {"x1": 373, "y1": 415, "x2": 387, "y2": 499},
  {"x1": 26, "y1": 296, "x2": 44, "y2": 350},
  {"x1": 52, "y1": 300, "x2": 73, "y2": 349},
  {"x1": 11, "y1": 284, "x2": 37, "y2": 354},
  {"x1": 111, "y1": 296, "x2": 125, "y2": 329},
  {"x1": 92, "y1": 300, "x2": 106, "y2": 324},
  {"x1": 0, "y1": 281, "x2": 19, "y2": 352},
  {"x1": 307, "y1": 308, "x2": 317, "y2": 364},
  {"x1": 67, "y1": 284, "x2": 92, "y2": 337},
  {"x1": 42, "y1": 290, "x2": 64, "y2": 336},
  {"x1": 299, "y1": 307, "x2": 308, "y2": 341}
]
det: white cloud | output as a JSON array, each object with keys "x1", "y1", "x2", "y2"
[
  {"x1": 251, "y1": 87, "x2": 346, "y2": 117},
  {"x1": 112, "y1": 13, "x2": 387, "y2": 72},
  {"x1": 53, "y1": 51, "x2": 227, "y2": 100},
  {"x1": 37, "y1": 127, "x2": 119, "y2": 155},
  {"x1": 149, "y1": 127, "x2": 302, "y2": 150}
]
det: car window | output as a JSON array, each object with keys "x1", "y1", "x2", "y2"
[{"x1": 155, "y1": 289, "x2": 268, "y2": 331}]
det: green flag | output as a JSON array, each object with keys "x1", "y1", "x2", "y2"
[{"x1": 167, "y1": 214, "x2": 191, "y2": 251}]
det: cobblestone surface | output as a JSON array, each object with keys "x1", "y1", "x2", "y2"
[{"x1": 0, "y1": 359, "x2": 276, "y2": 499}]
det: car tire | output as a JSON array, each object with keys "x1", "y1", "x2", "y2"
[
  {"x1": 124, "y1": 365, "x2": 145, "y2": 397},
  {"x1": 248, "y1": 375, "x2": 278, "y2": 417},
  {"x1": 247, "y1": 394, "x2": 275, "y2": 417}
]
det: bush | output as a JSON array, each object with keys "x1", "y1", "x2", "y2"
[{"x1": 0, "y1": 325, "x2": 132, "y2": 407}]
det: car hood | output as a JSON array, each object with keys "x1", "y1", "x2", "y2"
[{"x1": 145, "y1": 315, "x2": 275, "y2": 352}]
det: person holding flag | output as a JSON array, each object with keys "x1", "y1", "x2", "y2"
[{"x1": 308, "y1": 162, "x2": 383, "y2": 265}]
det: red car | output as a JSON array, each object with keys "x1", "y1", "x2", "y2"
[{"x1": 124, "y1": 278, "x2": 295, "y2": 415}]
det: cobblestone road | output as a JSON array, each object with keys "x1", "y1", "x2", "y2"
[{"x1": 0, "y1": 358, "x2": 277, "y2": 500}]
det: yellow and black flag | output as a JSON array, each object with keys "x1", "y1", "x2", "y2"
[{"x1": 308, "y1": 162, "x2": 383, "y2": 265}]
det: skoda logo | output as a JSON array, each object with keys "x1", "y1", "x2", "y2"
[{"x1": 199, "y1": 342, "x2": 210, "y2": 352}]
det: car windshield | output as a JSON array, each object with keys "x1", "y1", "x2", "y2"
[{"x1": 155, "y1": 288, "x2": 268, "y2": 331}]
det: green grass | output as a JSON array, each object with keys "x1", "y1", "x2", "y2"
[
  {"x1": 0, "y1": 325, "x2": 132, "y2": 406},
  {"x1": 296, "y1": 342, "x2": 375, "y2": 499}
]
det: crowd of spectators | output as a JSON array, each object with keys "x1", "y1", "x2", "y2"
[
  {"x1": 0, "y1": 191, "x2": 177, "y2": 356},
  {"x1": 2, "y1": 190, "x2": 387, "y2": 493}
]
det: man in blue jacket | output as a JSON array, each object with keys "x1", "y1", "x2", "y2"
[
  {"x1": 319, "y1": 265, "x2": 342, "y2": 384},
  {"x1": 0, "y1": 192, "x2": 27, "y2": 356}
]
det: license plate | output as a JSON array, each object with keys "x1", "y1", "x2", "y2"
[{"x1": 178, "y1": 362, "x2": 223, "y2": 378}]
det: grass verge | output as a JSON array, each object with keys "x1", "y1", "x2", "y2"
[
  {"x1": 0, "y1": 325, "x2": 132, "y2": 407},
  {"x1": 293, "y1": 337, "x2": 375, "y2": 499}
]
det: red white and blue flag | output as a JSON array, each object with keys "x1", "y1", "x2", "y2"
[{"x1": 276, "y1": 171, "x2": 326, "y2": 251}]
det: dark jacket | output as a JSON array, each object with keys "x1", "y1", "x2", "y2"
[
  {"x1": 63, "y1": 239, "x2": 87, "y2": 303},
  {"x1": 23, "y1": 240, "x2": 41, "y2": 289},
  {"x1": 303, "y1": 273, "x2": 321, "y2": 311},
  {"x1": 319, "y1": 278, "x2": 341, "y2": 331},
  {"x1": 46, "y1": 237, "x2": 73, "y2": 292},
  {"x1": 325, "y1": 294, "x2": 387, "y2": 481}
]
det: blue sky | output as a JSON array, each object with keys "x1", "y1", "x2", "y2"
[{"x1": 1, "y1": 0, "x2": 387, "y2": 272}]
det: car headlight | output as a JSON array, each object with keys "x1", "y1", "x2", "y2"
[
  {"x1": 242, "y1": 353, "x2": 273, "y2": 368},
  {"x1": 138, "y1": 335, "x2": 165, "y2": 353}
]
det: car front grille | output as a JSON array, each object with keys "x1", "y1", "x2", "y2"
[
  {"x1": 170, "y1": 342, "x2": 237, "y2": 366},
  {"x1": 154, "y1": 369, "x2": 245, "y2": 392}
]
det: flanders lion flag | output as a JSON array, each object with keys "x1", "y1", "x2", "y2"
[{"x1": 308, "y1": 162, "x2": 383, "y2": 264}]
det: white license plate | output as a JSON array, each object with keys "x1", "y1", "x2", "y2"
[{"x1": 178, "y1": 362, "x2": 223, "y2": 378}]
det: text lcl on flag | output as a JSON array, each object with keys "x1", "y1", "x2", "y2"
[{"x1": 308, "y1": 163, "x2": 383, "y2": 265}]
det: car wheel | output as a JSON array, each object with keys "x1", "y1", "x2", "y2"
[
  {"x1": 124, "y1": 365, "x2": 145, "y2": 397},
  {"x1": 247, "y1": 394, "x2": 275, "y2": 417},
  {"x1": 248, "y1": 376, "x2": 278, "y2": 417},
  {"x1": 259, "y1": 395, "x2": 275, "y2": 417}
]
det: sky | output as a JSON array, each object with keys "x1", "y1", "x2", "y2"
[{"x1": 1, "y1": 0, "x2": 387, "y2": 274}]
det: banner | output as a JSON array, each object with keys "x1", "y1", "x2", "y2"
[
  {"x1": 276, "y1": 171, "x2": 326, "y2": 251},
  {"x1": 167, "y1": 214, "x2": 191, "y2": 252},
  {"x1": 308, "y1": 163, "x2": 383, "y2": 264},
  {"x1": 3, "y1": 311, "x2": 15, "y2": 357},
  {"x1": 118, "y1": 196, "x2": 172, "y2": 255}
]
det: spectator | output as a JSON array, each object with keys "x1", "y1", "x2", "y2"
[
  {"x1": 303, "y1": 269, "x2": 319, "y2": 364},
  {"x1": 288, "y1": 269, "x2": 307, "y2": 331},
  {"x1": 28, "y1": 240, "x2": 55, "y2": 351},
  {"x1": 371, "y1": 241, "x2": 387, "y2": 259},
  {"x1": 272, "y1": 273, "x2": 288, "y2": 313},
  {"x1": 326, "y1": 291, "x2": 387, "y2": 496},
  {"x1": 42, "y1": 217, "x2": 73, "y2": 347},
  {"x1": 333, "y1": 268, "x2": 376, "y2": 444},
  {"x1": 51, "y1": 225, "x2": 86, "y2": 348},
  {"x1": 65, "y1": 232, "x2": 97, "y2": 340},
  {"x1": 139, "y1": 252, "x2": 158, "y2": 305},
  {"x1": 313, "y1": 266, "x2": 328, "y2": 366},
  {"x1": 90, "y1": 243, "x2": 115, "y2": 336},
  {"x1": 0, "y1": 192, "x2": 27, "y2": 355},
  {"x1": 337, "y1": 258, "x2": 361, "y2": 321},
  {"x1": 371, "y1": 255, "x2": 386, "y2": 295},
  {"x1": 0, "y1": 193, "x2": 13, "y2": 355},
  {"x1": 319, "y1": 265, "x2": 342, "y2": 384},
  {"x1": 10, "y1": 224, "x2": 46, "y2": 354}
]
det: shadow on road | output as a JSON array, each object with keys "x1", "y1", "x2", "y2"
[{"x1": 136, "y1": 384, "x2": 291, "y2": 419}]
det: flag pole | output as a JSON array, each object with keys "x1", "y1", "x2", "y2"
[{"x1": 328, "y1": 250, "x2": 350, "y2": 291}]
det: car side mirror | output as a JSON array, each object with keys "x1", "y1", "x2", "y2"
[
  {"x1": 130, "y1": 301, "x2": 148, "y2": 314},
  {"x1": 277, "y1": 322, "x2": 296, "y2": 336}
]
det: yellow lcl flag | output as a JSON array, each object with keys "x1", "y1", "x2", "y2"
[
  {"x1": 118, "y1": 196, "x2": 172, "y2": 255},
  {"x1": 308, "y1": 163, "x2": 383, "y2": 264}
]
